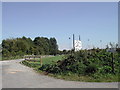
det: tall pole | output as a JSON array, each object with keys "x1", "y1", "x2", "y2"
[
  {"x1": 100, "y1": 40, "x2": 102, "y2": 49},
  {"x1": 79, "y1": 35, "x2": 80, "y2": 41},
  {"x1": 73, "y1": 34, "x2": 75, "y2": 51},
  {"x1": 69, "y1": 37, "x2": 71, "y2": 50},
  {"x1": 87, "y1": 39, "x2": 90, "y2": 50}
]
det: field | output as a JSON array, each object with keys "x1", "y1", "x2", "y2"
[
  {"x1": 21, "y1": 55, "x2": 65, "y2": 68},
  {"x1": 41, "y1": 55, "x2": 65, "y2": 65}
]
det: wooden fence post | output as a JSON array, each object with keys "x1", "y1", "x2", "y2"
[
  {"x1": 34, "y1": 56, "x2": 35, "y2": 60},
  {"x1": 25, "y1": 56, "x2": 26, "y2": 60},
  {"x1": 40, "y1": 56, "x2": 42, "y2": 66}
]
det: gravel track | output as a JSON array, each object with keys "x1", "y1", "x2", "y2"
[{"x1": 1, "y1": 59, "x2": 119, "y2": 88}]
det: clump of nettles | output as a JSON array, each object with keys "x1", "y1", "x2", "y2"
[{"x1": 39, "y1": 49, "x2": 120, "y2": 78}]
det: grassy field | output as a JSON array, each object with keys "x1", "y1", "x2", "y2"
[
  {"x1": 41, "y1": 55, "x2": 65, "y2": 65},
  {"x1": 21, "y1": 55, "x2": 65, "y2": 68},
  {"x1": 0, "y1": 56, "x2": 1, "y2": 61}
]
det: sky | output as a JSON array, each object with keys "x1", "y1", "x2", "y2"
[
  {"x1": 0, "y1": 2, "x2": 2, "y2": 44},
  {"x1": 2, "y1": 2, "x2": 118, "y2": 50}
]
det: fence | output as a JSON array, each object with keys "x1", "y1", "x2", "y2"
[{"x1": 23, "y1": 55, "x2": 54, "y2": 66}]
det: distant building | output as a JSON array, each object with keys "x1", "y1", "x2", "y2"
[{"x1": 74, "y1": 40, "x2": 82, "y2": 51}]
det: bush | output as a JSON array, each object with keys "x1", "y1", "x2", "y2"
[
  {"x1": 84, "y1": 64, "x2": 98, "y2": 75},
  {"x1": 39, "y1": 49, "x2": 120, "y2": 76},
  {"x1": 99, "y1": 66, "x2": 112, "y2": 74}
]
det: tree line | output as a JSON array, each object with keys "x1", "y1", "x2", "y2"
[{"x1": 2, "y1": 36, "x2": 58, "y2": 59}]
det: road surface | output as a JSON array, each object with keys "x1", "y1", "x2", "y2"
[{"x1": 1, "y1": 59, "x2": 119, "y2": 88}]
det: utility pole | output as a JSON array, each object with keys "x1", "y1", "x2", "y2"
[
  {"x1": 87, "y1": 39, "x2": 90, "y2": 50},
  {"x1": 100, "y1": 40, "x2": 102, "y2": 49},
  {"x1": 79, "y1": 35, "x2": 80, "y2": 41},
  {"x1": 40, "y1": 56, "x2": 42, "y2": 66},
  {"x1": 73, "y1": 34, "x2": 75, "y2": 51},
  {"x1": 111, "y1": 52, "x2": 114, "y2": 74},
  {"x1": 69, "y1": 37, "x2": 71, "y2": 50}
]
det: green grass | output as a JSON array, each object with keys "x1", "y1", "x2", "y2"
[
  {"x1": 49, "y1": 73, "x2": 119, "y2": 82},
  {"x1": 0, "y1": 56, "x2": 2, "y2": 61},
  {"x1": 21, "y1": 55, "x2": 65, "y2": 68},
  {"x1": 42, "y1": 55, "x2": 65, "y2": 65},
  {"x1": 30, "y1": 55, "x2": 64, "y2": 65},
  {"x1": 34, "y1": 68, "x2": 119, "y2": 82}
]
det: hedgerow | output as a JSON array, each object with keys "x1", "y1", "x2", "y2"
[{"x1": 39, "y1": 49, "x2": 120, "y2": 78}]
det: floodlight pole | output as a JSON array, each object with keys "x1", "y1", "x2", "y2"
[
  {"x1": 79, "y1": 35, "x2": 81, "y2": 41},
  {"x1": 111, "y1": 52, "x2": 114, "y2": 74},
  {"x1": 73, "y1": 34, "x2": 75, "y2": 51}
]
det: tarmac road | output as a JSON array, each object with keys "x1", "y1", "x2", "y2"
[{"x1": 1, "y1": 59, "x2": 119, "y2": 88}]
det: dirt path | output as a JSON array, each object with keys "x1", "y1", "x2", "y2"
[{"x1": 1, "y1": 59, "x2": 118, "y2": 88}]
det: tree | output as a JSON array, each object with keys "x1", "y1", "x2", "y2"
[
  {"x1": 2, "y1": 36, "x2": 59, "y2": 58},
  {"x1": 33, "y1": 37, "x2": 50, "y2": 55},
  {"x1": 49, "y1": 38, "x2": 58, "y2": 55},
  {"x1": 2, "y1": 49, "x2": 10, "y2": 57},
  {"x1": 63, "y1": 49, "x2": 67, "y2": 54}
]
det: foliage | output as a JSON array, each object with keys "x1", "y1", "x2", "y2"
[
  {"x1": 2, "y1": 36, "x2": 58, "y2": 60},
  {"x1": 49, "y1": 38, "x2": 58, "y2": 55},
  {"x1": 39, "y1": 49, "x2": 120, "y2": 78}
]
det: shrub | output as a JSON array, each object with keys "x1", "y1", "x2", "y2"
[
  {"x1": 99, "y1": 66, "x2": 112, "y2": 74},
  {"x1": 84, "y1": 64, "x2": 98, "y2": 75},
  {"x1": 38, "y1": 49, "x2": 120, "y2": 76}
]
